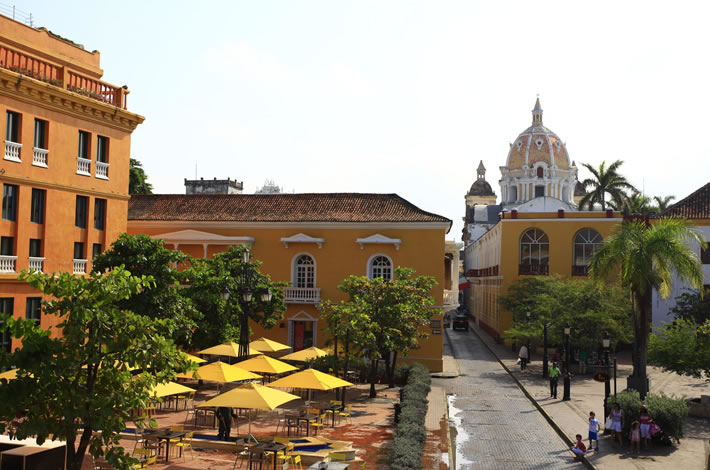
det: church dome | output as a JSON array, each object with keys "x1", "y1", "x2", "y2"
[
  {"x1": 468, "y1": 178, "x2": 494, "y2": 196},
  {"x1": 505, "y1": 98, "x2": 571, "y2": 171}
]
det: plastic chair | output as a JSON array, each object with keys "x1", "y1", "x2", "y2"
[
  {"x1": 174, "y1": 431, "x2": 194, "y2": 460},
  {"x1": 276, "y1": 442, "x2": 295, "y2": 466},
  {"x1": 292, "y1": 455, "x2": 303, "y2": 470},
  {"x1": 310, "y1": 413, "x2": 327, "y2": 436},
  {"x1": 143, "y1": 455, "x2": 157, "y2": 468},
  {"x1": 340, "y1": 404, "x2": 353, "y2": 425}
]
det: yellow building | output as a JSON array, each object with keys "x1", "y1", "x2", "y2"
[
  {"x1": 0, "y1": 16, "x2": 143, "y2": 341},
  {"x1": 127, "y1": 192, "x2": 455, "y2": 372}
]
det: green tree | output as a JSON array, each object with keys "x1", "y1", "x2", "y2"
[
  {"x1": 92, "y1": 234, "x2": 199, "y2": 347},
  {"x1": 619, "y1": 191, "x2": 653, "y2": 216},
  {"x1": 589, "y1": 218, "x2": 705, "y2": 399},
  {"x1": 0, "y1": 268, "x2": 192, "y2": 470},
  {"x1": 129, "y1": 158, "x2": 153, "y2": 194},
  {"x1": 185, "y1": 245, "x2": 287, "y2": 353},
  {"x1": 500, "y1": 276, "x2": 633, "y2": 351},
  {"x1": 578, "y1": 160, "x2": 636, "y2": 210},
  {"x1": 649, "y1": 318, "x2": 710, "y2": 378},
  {"x1": 669, "y1": 289, "x2": 710, "y2": 324},
  {"x1": 323, "y1": 267, "x2": 438, "y2": 397},
  {"x1": 653, "y1": 195, "x2": 676, "y2": 213}
]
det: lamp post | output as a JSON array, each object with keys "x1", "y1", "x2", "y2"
[
  {"x1": 602, "y1": 331, "x2": 611, "y2": 417},
  {"x1": 562, "y1": 322, "x2": 571, "y2": 401},
  {"x1": 526, "y1": 311, "x2": 532, "y2": 362},
  {"x1": 542, "y1": 322, "x2": 551, "y2": 378}
]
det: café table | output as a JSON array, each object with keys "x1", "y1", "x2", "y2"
[
  {"x1": 322, "y1": 403, "x2": 343, "y2": 427},
  {"x1": 251, "y1": 441, "x2": 287, "y2": 470},
  {"x1": 287, "y1": 413, "x2": 318, "y2": 436},
  {"x1": 307, "y1": 462, "x2": 350, "y2": 470},
  {"x1": 147, "y1": 429, "x2": 186, "y2": 463}
]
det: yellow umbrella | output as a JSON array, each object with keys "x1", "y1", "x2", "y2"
[
  {"x1": 149, "y1": 381, "x2": 195, "y2": 399},
  {"x1": 199, "y1": 382, "x2": 301, "y2": 434},
  {"x1": 0, "y1": 369, "x2": 18, "y2": 380},
  {"x1": 268, "y1": 368, "x2": 353, "y2": 391},
  {"x1": 180, "y1": 352, "x2": 206, "y2": 364},
  {"x1": 176, "y1": 361, "x2": 261, "y2": 382},
  {"x1": 198, "y1": 342, "x2": 264, "y2": 358},
  {"x1": 234, "y1": 355, "x2": 297, "y2": 375},
  {"x1": 280, "y1": 347, "x2": 329, "y2": 362},
  {"x1": 249, "y1": 337, "x2": 291, "y2": 353}
]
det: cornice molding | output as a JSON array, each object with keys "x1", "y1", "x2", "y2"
[
  {"x1": 0, "y1": 69, "x2": 144, "y2": 133},
  {"x1": 128, "y1": 220, "x2": 451, "y2": 231},
  {"x1": 0, "y1": 174, "x2": 131, "y2": 200},
  {"x1": 356, "y1": 233, "x2": 402, "y2": 250},
  {"x1": 151, "y1": 229, "x2": 254, "y2": 246},
  {"x1": 280, "y1": 233, "x2": 325, "y2": 248}
]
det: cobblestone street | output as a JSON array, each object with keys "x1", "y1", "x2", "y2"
[{"x1": 437, "y1": 329, "x2": 579, "y2": 469}]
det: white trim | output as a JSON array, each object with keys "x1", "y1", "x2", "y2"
[
  {"x1": 503, "y1": 218, "x2": 622, "y2": 223},
  {"x1": 356, "y1": 233, "x2": 402, "y2": 251},
  {"x1": 129, "y1": 220, "x2": 451, "y2": 230},
  {"x1": 291, "y1": 252, "x2": 317, "y2": 288},
  {"x1": 281, "y1": 233, "x2": 324, "y2": 248},
  {"x1": 149, "y1": 229, "x2": 255, "y2": 246},
  {"x1": 366, "y1": 253, "x2": 394, "y2": 280},
  {"x1": 287, "y1": 310, "x2": 318, "y2": 349}
]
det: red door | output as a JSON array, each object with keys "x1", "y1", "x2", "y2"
[{"x1": 294, "y1": 322, "x2": 305, "y2": 351}]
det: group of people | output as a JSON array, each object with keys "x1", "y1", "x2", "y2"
[{"x1": 571, "y1": 404, "x2": 655, "y2": 460}]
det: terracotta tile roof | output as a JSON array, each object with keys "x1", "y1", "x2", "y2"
[
  {"x1": 128, "y1": 193, "x2": 452, "y2": 225},
  {"x1": 662, "y1": 183, "x2": 710, "y2": 219}
]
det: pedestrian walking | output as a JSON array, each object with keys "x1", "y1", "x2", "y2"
[
  {"x1": 639, "y1": 405, "x2": 652, "y2": 449},
  {"x1": 217, "y1": 406, "x2": 232, "y2": 440},
  {"x1": 630, "y1": 421, "x2": 641, "y2": 454},
  {"x1": 607, "y1": 403, "x2": 624, "y2": 447},
  {"x1": 588, "y1": 411, "x2": 600, "y2": 451},
  {"x1": 549, "y1": 362, "x2": 560, "y2": 398},
  {"x1": 518, "y1": 344, "x2": 529, "y2": 371},
  {"x1": 571, "y1": 434, "x2": 587, "y2": 461},
  {"x1": 578, "y1": 350, "x2": 588, "y2": 374}
]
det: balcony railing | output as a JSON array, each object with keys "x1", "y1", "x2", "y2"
[
  {"x1": 73, "y1": 259, "x2": 87, "y2": 274},
  {"x1": 96, "y1": 161, "x2": 109, "y2": 179},
  {"x1": 0, "y1": 256, "x2": 17, "y2": 273},
  {"x1": 284, "y1": 287, "x2": 321, "y2": 304},
  {"x1": 519, "y1": 264, "x2": 549, "y2": 276},
  {"x1": 465, "y1": 265, "x2": 499, "y2": 278},
  {"x1": 32, "y1": 147, "x2": 48, "y2": 167},
  {"x1": 77, "y1": 157, "x2": 91, "y2": 175},
  {"x1": 444, "y1": 289, "x2": 458, "y2": 306},
  {"x1": 572, "y1": 265, "x2": 589, "y2": 276},
  {"x1": 28, "y1": 257, "x2": 45, "y2": 272},
  {"x1": 0, "y1": 45, "x2": 128, "y2": 109},
  {"x1": 4, "y1": 141, "x2": 21, "y2": 162}
]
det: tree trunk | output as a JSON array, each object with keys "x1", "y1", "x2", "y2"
[
  {"x1": 383, "y1": 351, "x2": 392, "y2": 388},
  {"x1": 636, "y1": 290, "x2": 652, "y2": 400},
  {"x1": 68, "y1": 426, "x2": 92, "y2": 470},
  {"x1": 388, "y1": 352, "x2": 398, "y2": 388},
  {"x1": 368, "y1": 359, "x2": 377, "y2": 398}
]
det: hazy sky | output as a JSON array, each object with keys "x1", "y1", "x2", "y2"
[{"x1": 15, "y1": 1, "x2": 710, "y2": 240}]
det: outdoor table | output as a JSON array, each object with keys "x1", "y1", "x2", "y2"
[
  {"x1": 147, "y1": 429, "x2": 185, "y2": 463},
  {"x1": 0, "y1": 444, "x2": 66, "y2": 470},
  {"x1": 322, "y1": 403, "x2": 343, "y2": 427},
  {"x1": 306, "y1": 462, "x2": 350, "y2": 470},
  {"x1": 251, "y1": 441, "x2": 287, "y2": 470},
  {"x1": 290, "y1": 413, "x2": 318, "y2": 436}
]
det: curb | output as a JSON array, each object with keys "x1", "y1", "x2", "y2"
[
  {"x1": 468, "y1": 325, "x2": 597, "y2": 470},
  {"x1": 444, "y1": 388, "x2": 454, "y2": 470},
  {"x1": 432, "y1": 328, "x2": 462, "y2": 379}
]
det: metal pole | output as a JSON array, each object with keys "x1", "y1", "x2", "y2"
[
  {"x1": 613, "y1": 358, "x2": 617, "y2": 397},
  {"x1": 604, "y1": 345, "x2": 611, "y2": 417},
  {"x1": 563, "y1": 330, "x2": 571, "y2": 401},
  {"x1": 542, "y1": 323, "x2": 549, "y2": 378}
]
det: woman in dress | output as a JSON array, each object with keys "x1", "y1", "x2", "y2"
[
  {"x1": 639, "y1": 405, "x2": 652, "y2": 449},
  {"x1": 608, "y1": 403, "x2": 624, "y2": 447}
]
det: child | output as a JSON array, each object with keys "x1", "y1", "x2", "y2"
[
  {"x1": 630, "y1": 421, "x2": 641, "y2": 454},
  {"x1": 571, "y1": 434, "x2": 587, "y2": 460},
  {"x1": 588, "y1": 411, "x2": 600, "y2": 451}
]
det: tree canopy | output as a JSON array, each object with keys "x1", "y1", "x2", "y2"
[
  {"x1": 129, "y1": 158, "x2": 153, "y2": 195},
  {"x1": 578, "y1": 160, "x2": 636, "y2": 210},
  {"x1": 0, "y1": 268, "x2": 192, "y2": 470},
  {"x1": 649, "y1": 318, "x2": 710, "y2": 378}
]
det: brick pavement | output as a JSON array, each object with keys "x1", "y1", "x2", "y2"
[{"x1": 465, "y1": 321, "x2": 710, "y2": 470}]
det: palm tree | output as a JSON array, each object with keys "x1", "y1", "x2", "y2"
[
  {"x1": 617, "y1": 191, "x2": 653, "y2": 216},
  {"x1": 653, "y1": 195, "x2": 676, "y2": 213},
  {"x1": 578, "y1": 160, "x2": 637, "y2": 210},
  {"x1": 589, "y1": 218, "x2": 705, "y2": 399}
]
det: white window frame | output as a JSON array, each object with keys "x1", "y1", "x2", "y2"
[
  {"x1": 367, "y1": 253, "x2": 393, "y2": 281},
  {"x1": 291, "y1": 252, "x2": 316, "y2": 289},
  {"x1": 573, "y1": 228, "x2": 603, "y2": 266}
]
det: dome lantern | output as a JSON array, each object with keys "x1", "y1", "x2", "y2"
[{"x1": 532, "y1": 96, "x2": 543, "y2": 125}]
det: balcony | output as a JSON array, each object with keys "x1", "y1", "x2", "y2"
[
  {"x1": 96, "y1": 161, "x2": 109, "y2": 180},
  {"x1": 444, "y1": 289, "x2": 458, "y2": 306},
  {"x1": 0, "y1": 256, "x2": 17, "y2": 273},
  {"x1": 572, "y1": 265, "x2": 589, "y2": 276},
  {"x1": 465, "y1": 265, "x2": 499, "y2": 278},
  {"x1": 77, "y1": 157, "x2": 91, "y2": 176},
  {"x1": 28, "y1": 257, "x2": 45, "y2": 272},
  {"x1": 73, "y1": 259, "x2": 87, "y2": 274},
  {"x1": 284, "y1": 287, "x2": 321, "y2": 304},
  {"x1": 32, "y1": 147, "x2": 48, "y2": 167},
  {"x1": 519, "y1": 264, "x2": 549, "y2": 276},
  {"x1": 0, "y1": 45, "x2": 129, "y2": 109},
  {"x1": 4, "y1": 141, "x2": 21, "y2": 162}
]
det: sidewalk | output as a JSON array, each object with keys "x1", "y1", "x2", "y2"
[{"x1": 467, "y1": 321, "x2": 710, "y2": 470}]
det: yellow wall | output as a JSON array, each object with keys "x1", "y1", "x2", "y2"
[{"x1": 128, "y1": 223, "x2": 447, "y2": 372}]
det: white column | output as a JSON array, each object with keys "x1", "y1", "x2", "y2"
[{"x1": 203, "y1": 243, "x2": 208, "y2": 258}]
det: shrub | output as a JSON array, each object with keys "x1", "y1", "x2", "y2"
[
  {"x1": 390, "y1": 363, "x2": 431, "y2": 470},
  {"x1": 609, "y1": 390, "x2": 688, "y2": 442}
]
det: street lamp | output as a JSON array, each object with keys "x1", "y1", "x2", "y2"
[
  {"x1": 542, "y1": 322, "x2": 552, "y2": 378},
  {"x1": 563, "y1": 322, "x2": 571, "y2": 401},
  {"x1": 602, "y1": 331, "x2": 611, "y2": 417},
  {"x1": 526, "y1": 311, "x2": 532, "y2": 362}
]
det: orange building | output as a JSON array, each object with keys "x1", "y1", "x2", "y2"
[
  {"x1": 0, "y1": 16, "x2": 144, "y2": 342},
  {"x1": 127, "y1": 193, "x2": 455, "y2": 372}
]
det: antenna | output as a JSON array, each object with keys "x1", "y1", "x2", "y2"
[{"x1": 194, "y1": 164, "x2": 197, "y2": 179}]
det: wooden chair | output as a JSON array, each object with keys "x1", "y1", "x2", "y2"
[
  {"x1": 232, "y1": 442, "x2": 250, "y2": 469},
  {"x1": 248, "y1": 447, "x2": 267, "y2": 470},
  {"x1": 142, "y1": 434, "x2": 164, "y2": 458},
  {"x1": 339, "y1": 404, "x2": 353, "y2": 425},
  {"x1": 286, "y1": 416, "x2": 299, "y2": 436},
  {"x1": 174, "y1": 431, "x2": 194, "y2": 460},
  {"x1": 275, "y1": 411, "x2": 287, "y2": 435}
]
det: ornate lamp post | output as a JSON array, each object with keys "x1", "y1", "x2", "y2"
[
  {"x1": 602, "y1": 331, "x2": 611, "y2": 417},
  {"x1": 562, "y1": 322, "x2": 571, "y2": 401},
  {"x1": 542, "y1": 322, "x2": 551, "y2": 378}
]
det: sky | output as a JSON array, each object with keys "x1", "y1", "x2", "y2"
[{"x1": 11, "y1": 1, "x2": 710, "y2": 241}]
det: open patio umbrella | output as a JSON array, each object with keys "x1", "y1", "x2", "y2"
[
  {"x1": 176, "y1": 361, "x2": 262, "y2": 382},
  {"x1": 198, "y1": 382, "x2": 300, "y2": 434},
  {"x1": 234, "y1": 355, "x2": 297, "y2": 375},
  {"x1": 249, "y1": 337, "x2": 290, "y2": 353},
  {"x1": 179, "y1": 352, "x2": 206, "y2": 364},
  {"x1": 149, "y1": 381, "x2": 195, "y2": 399},
  {"x1": 280, "y1": 346, "x2": 329, "y2": 362},
  {"x1": 198, "y1": 342, "x2": 264, "y2": 358},
  {"x1": 268, "y1": 368, "x2": 353, "y2": 390},
  {"x1": 0, "y1": 369, "x2": 18, "y2": 380}
]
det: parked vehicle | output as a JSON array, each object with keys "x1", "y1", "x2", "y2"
[{"x1": 452, "y1": 314, "x2": 469, "y2": 331}]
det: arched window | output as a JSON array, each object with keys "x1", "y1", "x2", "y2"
[
  {"x1": 368, "y1": 255, "x2": 393, "y2": 281},
  {"x1": 520, "y1": 228, "x2": 549, "y2": 265},
  {"x1": 293, "y1": 254, "x2": 315, "y2": 288},
  {"x1": 536, "y1": 166, "x2": 544, "y2": 178},
  {"x1": 574, "y1": 229, "x2": 603, "y2": 266}
]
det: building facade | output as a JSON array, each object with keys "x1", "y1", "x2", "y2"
[
  {"x1": 127, "y1": 193, "x2": 455, "y2": 372},
  {"x1": 0, "y1": 16, "x2": 143, "y2": 341}
]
